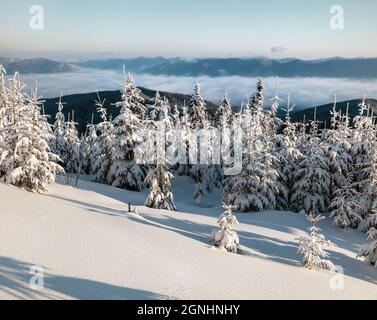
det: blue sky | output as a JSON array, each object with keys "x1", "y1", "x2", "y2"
[{"x1": 1, "y1": 0, "x2": 376, "y2": 60}]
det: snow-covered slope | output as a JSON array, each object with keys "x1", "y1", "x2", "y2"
[{"x1": 0, "y1": 177, "x2": 376, "y2": 300}]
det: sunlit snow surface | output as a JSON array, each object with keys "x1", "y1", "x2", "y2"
[{"x1": 0, "y1": 176, "x2": 376, "y2": 300}]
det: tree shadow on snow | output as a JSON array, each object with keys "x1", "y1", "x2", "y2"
[
  {"x1": 0, "y1": 256, "x2": 164, "y2": 300},
  {"x1": 325, "y1": 249, "x2": 377, "y2": 285},
  {"x1": 128, "y1": 214, "x2": 377, "y2": 285},
  {"x1": 47, "y1": 182, "x2": 377, "y2": 287},
  {"x1": 127, "y1": 213, "x2": 301, "y2": 267},
  {"x1": 127, "y1": 214, "x2": 212, "y2": 244},
  {"x1": 62, "y1": 177, "x2": 224, "y2": 217},
  {"x1": 43, "y1": 194, "x2": 133, "y2": 218}
]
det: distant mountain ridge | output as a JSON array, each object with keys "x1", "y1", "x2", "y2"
[
  {"x1": 76, "y1": 57, "x2": 377, "y2": 79},
  {"x1": 0, "y1": 57, "x2": 73, "y2": 74},
  {"x1": 2, "y1": 56, "x2": 377, "y2": 78}
]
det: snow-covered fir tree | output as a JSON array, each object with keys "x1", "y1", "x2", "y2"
[
  {"x1": 275, "y1": 97, "x2": 302, "y2": 209},
  {"x1": 361, "y1": 197, "x2": 377, "y2": 233},
  {"x1": 322, "y1": 97, "x2": 352, "y2": 202},
  {"x1": 360, "y1": 141, "x2": 377, "y2": 232},
  {"x1": 144, "y1": 96, "x2": 176, "y2": 210},
  {"x1": 291, "y1": 110, "x2": 331, "y2": 214},
  {"x1": 145, "y1": 163, "x2": 176, "y2": 211},
  {"x1": 52, "y1": 95, "x2": 68, "y2": 167},
  {"x1": 177, "y1": 103, "x2": 191, "y2": 176},
  {"x1": 225, "y1": 133, "x2": 281, "y2": 212},
  {"x1": 93, "y1": 94, "x2": 113, "y2": 183},
  {"x1": 187, "y1": 82, "x2": 221, "y2": 198},
  {"x1": 349, "y1": 98, "x2": 376, "y2": 220},
  {"x1": 148, "y1": 91, "x2": 164, "y2": 121},
  {"x1": 190, "y1": 119, "x2": 222, "y2": 199},
  {"x1": 223, "y1": 82, "x2": 282, "y2": 212},
  {"x1": 81, "y1": 116, "x2": 99, "y2": 175},
  {"x1": 248, "y1": 80, "x2": 266, "y2": 122},
  {"x1": 297, "y1": 214, "x2": 336, "y2": 270},
  {"x1": 188, "y1": 82, "x2": 207, "y2": 129},
  {"x1": 107, "y1": 74, "x2": 145, "y2": 191},
  {"x1": 63, "y1": 112, "x2": 81, "y2": 174},
  {"x1": 0, "y1": 72, "x2": 26, "y2": 178},
  {"x1": 268, "y1": 77, "x2": 283, "y2": 133},
  {"x1": 269, "y1": 77, "x2": 282, "y2": 117},
  {"x1": 210, "y1": 204, "x2": 240, "y2": 253},
  {"x1": 171, "y1": 104, "x2": 180, "y2": 127},
  {"x1": 119, "y1": 72, "x2": 146, "y2": 120},
  {"x1": 330, "y1": 173, "x2": 363, "y2": 229},
  {"x1": 295, "y1": 115, "x2": 309, "y2": 155},
  {"x1": 142, "y1": 96, "x2": 174, "y2": 179},
  {"x1": 357, "y1": 227, "x2": 377, "y2": 266},
  {"x1": 0, "y1": 78, "x2": 63, "y2": 192},
  {"x1": 214, "y1": 93, "x2": 234, "y2": 128}
]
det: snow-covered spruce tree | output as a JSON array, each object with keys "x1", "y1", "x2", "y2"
[
  {"x1": 360, "y1": 143, "x2": 377, "y2": 232},
  {"x1": 291, "y1": 111, "x2": 331, "y2": 214},
  {"x1": 1, "y1": 72, "x2": 25, "y2": 132},
  {"x1": 269, "y1": 77, "x2": 282, "y2": 116},
  {"x1": 361, "y1": 197, "x2": 377, "y2": 232},
  {"x1": 190, "y1": 119, "x2": 222, "y2": 198},
  {"x1": 52, "y1": 95, "x2": 68, "y2": 166},
  {"x1": 188, "y1": 82, "x2": 207, "y2": 129},
  {"x1": 295, "y1": 115, "x2": 309, "y2": 156},
  {"x1": 223, "y1": 82, "x2": 282, "y2": 212},
  {"x1": 349, "y1": 98, "x2": 376, "y2": 219},
  {"x1": 268, "y1": 77, "x2": 283, "y2": 132},
  {"x1": 0, "y1": 81, "x2": 63, "y2": 192},
  {"x1": 63, "y1": 112, "x2": 81, "y2": 174},
  {"x1": 297, "y1": 214, "x2": 336, "y2": 270},
  {"x1": 214, "y1": 93, "x2": 234, "y2": 129},
  {"x1": 168, "y1": 103, "x2": 181, "y2": 173},
  {"x1": 148, "y1": 90, "x2": 164, "y2": 121},
  {"x1": 107, "y1": 74, "x2": 145, "y2": 191},
  {"x1": 177, "y1": 103, "x2": 191, "y2": 176},
  {"x1": 93, "y1": 94, "x2": 113, "y2": 183},
  {"x1": 0, "y1": 72, "x2": 26, "y2": 178},
  {"x1": 330, "y1": 173, "x2": 363, "y2": 229},
  {"x1": 81, "y1": 117, "x2": 99, "y2": 175},
  {"x1": 171, "y1": 104, "x2": 180, "y2": 127},
  {"x1": 275, "y1": 98, "x2": 303, "y2": 209},
  {"x1": 322, "y1": 98, "x2": 352, "y2": 203},
  {"x1": 210, "y1": 204, "x2": 240, "y2": 253},
  {"x1": 120, "y1": 72, "x2": 146, "y2": 120},
  {"x1": 249, "y1": 79, "x2": 268, "y2": 125},
  {"x1": 144, "y1": 97, "x2": 176, "y2": 211},
  {"x1": 213, "y1": 95, "x2": 236, "y2": 189},
  {"x1": 143, "y1": 96, "x2": 174, "y2": 176},
  {"x1": 227, "y1": 131, "x2": 281, "y2": 212},
  {"x1": 145, "y1": 163, "x2": 176, "y2": 211},
  {"x1": 357, "y1": 227, "x2": 377, "y2": 266},
  {"x1": 262, "y1": 87, "x2": 286, "y2": 209},
  {"x1": 187, "y1": 83, "x2": 221, "y2": 198}
]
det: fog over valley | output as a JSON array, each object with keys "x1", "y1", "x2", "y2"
[{"x1": 9, "y1": 68, "x2": 377, "y2": 110}]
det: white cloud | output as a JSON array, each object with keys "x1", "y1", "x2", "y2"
[
  {"x1": 11, "y1": 68, "x2": 377, "y2": 110},
  {"x1": 271, "y1": 47, "x2": 288, "y2": 54}
]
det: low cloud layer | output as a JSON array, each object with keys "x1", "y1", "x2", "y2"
[{"x1": 10, "y1": 68, "x2": 377, "y2": 110}]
